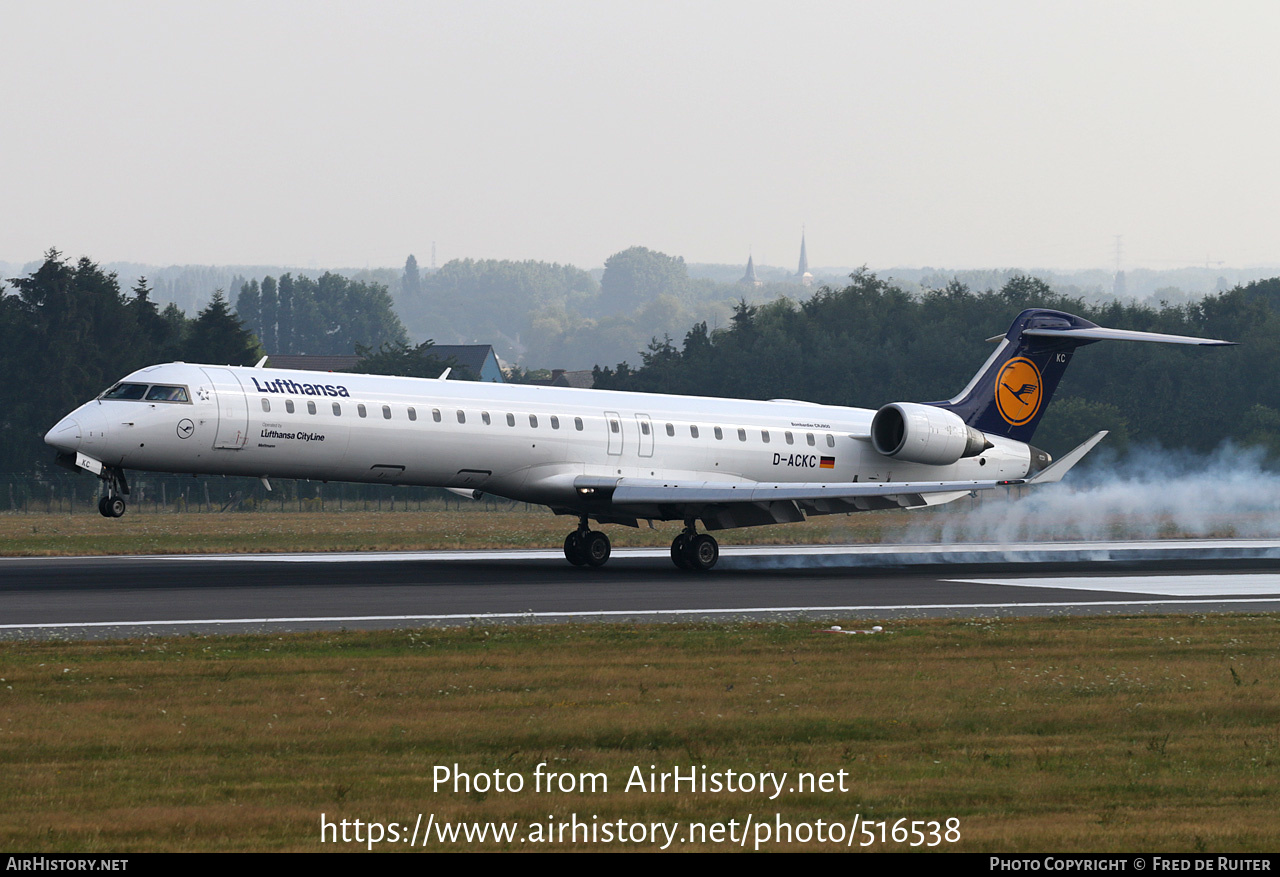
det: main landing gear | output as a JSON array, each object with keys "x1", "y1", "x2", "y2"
[
  {"x1": 671, "y1": 522, "x2": 719, "y2": 572},
  {"x1": 560, "y1": 518, "x2": 720, "y2": 571},
  {"x1": 563, "y1": 519, "x2": 611, "y2": 567}
]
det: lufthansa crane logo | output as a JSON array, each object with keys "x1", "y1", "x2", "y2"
[{"x1": 995, "y1": 357, "x2": 1043, "y2": 426}]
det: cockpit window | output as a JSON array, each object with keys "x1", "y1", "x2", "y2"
[
  {"x1": 145, "y1": 385, "x2": 190, "y2": 403},
  {"x1": 101, "y1": 383, "x2": 148, "y2": 400}
]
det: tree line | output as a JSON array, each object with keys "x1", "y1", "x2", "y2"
[
  {"x1": 5, "y1": 249, "x2": 1279, "y2": 477},
  {"x1": 0, "y1": 251, "x2": 261, "y2": 474},
  {"x1": 593, "y1": 270, "x2": 1275, "y2": 459}
]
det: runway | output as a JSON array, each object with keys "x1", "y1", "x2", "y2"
[{"x1": 3, "y1": 540, "x2": 1280, "y2": 639}]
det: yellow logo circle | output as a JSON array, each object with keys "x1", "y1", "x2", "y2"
[{"x1": 995, "y1": 358, "x2": 1043, "y2": 426}]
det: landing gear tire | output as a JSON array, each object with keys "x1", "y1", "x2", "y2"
[
  {"x1": 564, "y1": 530, "x2": 611, "y2": 567},
  {"x1": 100, "y1": 496, "x2": 126, "y2": 518},
  {"x1": 670, "y1": 531, "x2": 718, "y2": 571},
  {"x1": 563, "y1": 532, "x2": 588, "y2": 566},
  {"x1": 582, "y1": 531, "x2": 611, "y2": 567},
  {"x1": 688, "y1": 533, "x2": 719, "y2": 571},
  {"x1": 671, "y1": 533, "x2": 692, "y2": 570}
]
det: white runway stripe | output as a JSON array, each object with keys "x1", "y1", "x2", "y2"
[
  {"x1": 4, "y1": 596, "x2": 1280, "y2": 631},
  {"x1": 949, "y1": 573, "x2": 1280, "y2": 597}
]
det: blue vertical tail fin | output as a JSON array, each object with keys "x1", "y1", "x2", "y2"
[{"x1": 930, "y1": 309, "x2": 1233, "y2": 443}]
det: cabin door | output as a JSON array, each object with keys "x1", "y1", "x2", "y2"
[
  {"x1": 604, "y1": 411, "x2": 623, "y2": 455},
  {"x1": 635, "y1": 414, "x2": 654, "y2": 457},
  {"x1": 201, "y1": 368, "x2": 249, "y2": 449}
]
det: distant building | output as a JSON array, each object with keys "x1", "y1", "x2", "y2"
[
  {"x1": 740, "y1": 254, "x2": 763, "y2": 287},
  {"x1": 428, "y1": 345, "x2": 505, "y2": 382},
  {"x1": 266, "y1": 354, "x2": 362, "y2": 372},
  {"x1": 268, "y1": 343, "x2": 505, "y2": 382},
  {"x1": 797, "y1": 230, "x2": 813, "y2": 287},
  {"x1": 528, "y1": 368, "x2": 594, "y2": 389}
]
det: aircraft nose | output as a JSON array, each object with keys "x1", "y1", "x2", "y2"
[{"x1": 45, "y1": 416, "x2": 81, "y2": 454}]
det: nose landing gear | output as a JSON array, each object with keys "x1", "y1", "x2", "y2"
[
  {"x1": 563, "y1": 519, "x2": 612, "y2": 567},
  {"x1": 98, "y1": 495, "x2": 126, "y2": 518},
  {"x1": 96, "y1": 466, "x2": 130, "y2": 518}
]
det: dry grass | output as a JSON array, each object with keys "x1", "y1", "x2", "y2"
[
  {"x1": 1, "y1": 615, "x2": 1277, "y2": 851},
  {"x1": 0, "y1": 507, "x2": 902, "y2": 556},
  {"x1": 1, "y1": 497, "x2": 1254, "y2": 557}
]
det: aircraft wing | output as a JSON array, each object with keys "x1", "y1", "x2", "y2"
[
  {"x1": 571, "y1": 473, "x2": 1022, "y2": 529},
  {"x1": 570, "y1": 430, "x2": 1107, "y2": 529},
  {"x1": 597, "y1": 476, "x2": 1020, "y2": 505}
]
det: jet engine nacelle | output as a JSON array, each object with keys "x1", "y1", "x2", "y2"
[{"x1": 870, "y1": 402, "x2": 991, "y2": 466}]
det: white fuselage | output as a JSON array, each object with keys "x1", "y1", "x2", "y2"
[{"x1": 46, "y1": 362, "x2": 1033, "y2": 516}]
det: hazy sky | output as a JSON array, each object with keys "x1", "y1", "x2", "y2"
[{"x1": 3, "y1": 1, "x2": 1278, "y2": 272}]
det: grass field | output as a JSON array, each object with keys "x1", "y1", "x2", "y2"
[
  {"x1": 1, "y1": 616, "x2": 1277, "y2": 852},
  {"x1": 0, "y1": 505, "x2": 903, "y2": 556},
  {"x1": 0, "y1": 493, "x2": 1259, "y2": 556}
]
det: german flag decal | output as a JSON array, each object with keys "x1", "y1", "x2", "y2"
[{"x1": 820, "y1": 456, "x2": 835, "y2": 469}]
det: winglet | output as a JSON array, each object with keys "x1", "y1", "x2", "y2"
[{"x1": 1027, "y1": 430, "x2": 1108, "y2": 484}]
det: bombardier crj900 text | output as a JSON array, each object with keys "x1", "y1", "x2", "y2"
[{"x1": 45, "y1": 309, "x2": 1232, "y2": 570}]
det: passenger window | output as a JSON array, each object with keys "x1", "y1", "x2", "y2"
[
  {"x1": 383, "y1": 406, "x2": 392, "y2": 419},
  {"x1": 433, "y1": 409, "x2": 441, "y2": 422},
  {"x1": 457, "y1": 410, "x2": 466, "y2": 424},
  {"x1": 286, "y1": 400, "x2": 295, "y2": 414},
  {"x1": 408, "y1": 407, "x2": 416, "y2": 421},
  {"x1": 714, "y1": 427, "x2": 723, "y2": 440},
  {"x1": 610, "y1": 419, "x2": 620, "y2": 433},
  {"x1": 332, "y1": 402, "x2": 341, "y2": 416},
  {"x1": 482, "y1": 411, "x2": 491, "y2": 425},
  {"x1": 666, "y1": 423, "x2": 674, "y2": 436},
  {"x1": 550, "y1": 416, "x2": 559, "y2": 429},
  {"x1": 737, "y1": 428, "x2": 746, "y2": 441},
  {"x1": 507, "y1": 413, "x2": 516, "y2": 427},
  {"x1": 827, "y1": 434, "x2": 835, "y2": 447},
  {"x1": 261, "y1": 399, "x2": 270, "y2": 413},
  {"x1": 308, "y1": 401, "x2": 317, "y2": 415},
  {"x1": 529, "y1": 414, "x2": 538, "y2": 428},
  {"x1": 641, "y1": 421, "x2": 650, "y2": 435},
  {"x1": 690, "y1": 425, "x2": 699, "y2": 438},
  {"x1": 785, "y1": 431, "x2": 794, "y2": 444},
  {"x1": 807, "y1": 433, "x2": 816, "y2": 446},
  {"x1": 761, "y1": 430, "x2": 770, "y2": 443},
  {"x1": 358, "y1": 404, "x2": 367, "y2": 418},
  {"x1": 574, "y1": 417, "x2": 583, "y2": 431}
]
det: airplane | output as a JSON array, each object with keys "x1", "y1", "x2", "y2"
[{"x1": 43, "y1": 308, "x2": 1233, "y2": 571}]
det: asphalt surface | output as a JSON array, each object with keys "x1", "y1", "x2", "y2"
[{"x1": 3, "y1": 542, "x2": 1280, "y2": 639}]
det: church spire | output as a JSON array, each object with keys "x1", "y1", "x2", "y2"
[
  {"x1": 740, "y1": 253, "x2": 762, "y2": 286},
  {"x1": 797, "y1": 228, "x2": 813, "y2": 287}
]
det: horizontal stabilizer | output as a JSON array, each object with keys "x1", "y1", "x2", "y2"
[
  {"x1": 1027, "y1": 430, "x2": 1107, "y2": 484},
  {"x1": 1022, "y1": 326, "x2": 1235, "y2": 346}
]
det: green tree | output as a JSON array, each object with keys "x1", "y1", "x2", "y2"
[
  {"x1": 401, "y1": 254, "x2": 422, "y2": 297},
  {"x1": 350, "y1": 340, "x2": 474, "y2": 380},
  {"x1": 598, "y1": 246, "x2": 689, "y2": 316},
  {"x1": 184, "y1": 290, "x2": 263, "y2": 366}
]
